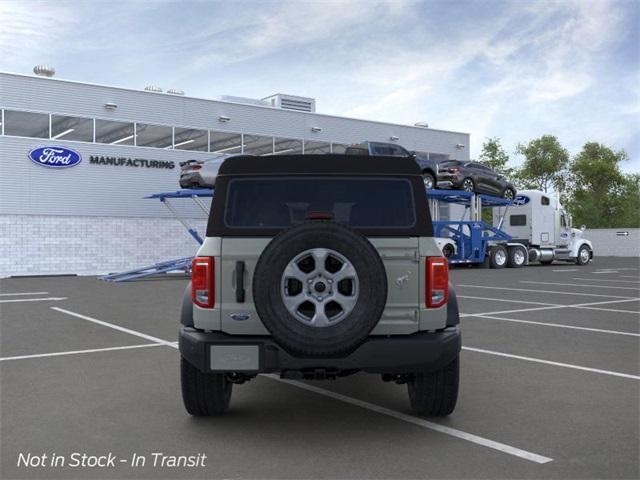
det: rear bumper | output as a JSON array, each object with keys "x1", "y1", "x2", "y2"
[{"x1": 179, "y1": 326, "x2": 461, "y2": 375}]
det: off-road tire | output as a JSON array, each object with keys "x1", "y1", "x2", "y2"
[
  {"x1": 253, "y1": 221, "x2": 387, "y2": 357},
  {"x1": 408, "y1": 356, "x2": 459, "y2": 416},
  {"x1": 490, "y1": 245, "x2": 508, "y2": 269},
  {"x1": 181, "y1": 357, "x2": 232, "y2": 416}
]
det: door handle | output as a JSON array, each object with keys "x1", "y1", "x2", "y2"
[{"x1": 235, "y1": 261, "x2": 245, "y2": 303}]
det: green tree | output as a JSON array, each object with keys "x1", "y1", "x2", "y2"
[
  {"x1": 479, "y1": 137, "x2": 513, "y2": 176},
  {"x1": 515, "y1": 135, "x2": 569, "y2": 193},
  {"x1": 565, "y1": 142, "x2": 638, "y2": 228}
]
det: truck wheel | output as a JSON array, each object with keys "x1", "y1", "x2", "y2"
[
  {"x1": 507, "y1": 246, "x2": 526, "y2": 268},
  {"x1": 461, "y1": 178, "x2": 475, "y2": 192},
  {"x1": 181, "y1": 357, "x2": 232, "y2": 416},
  {"x1": 502, "y1": 188, "x2": 516, "y2": 201},
  {"x1": 408, "y1": 356, "x2": 459, "y2": 416},
  {"x1": 253, "y1": 221, "x2": 387, "y2": 357},
  {"x1": 489, "y1": 245, "x2": 507, "y2": 269},
  {"x1": 423, "y1": 172, "x2": 435, "y2": 190},
  {"x1": 576, "y1": 245, "x2": 591, "y2": 265}
]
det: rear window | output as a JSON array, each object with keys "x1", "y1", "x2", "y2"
[
  {"x1": 510, "y1": 214, "x2": 527, "y2": 226},
  {"x1": 224, "y1": 177, "x2": 416, "y2": 229}
]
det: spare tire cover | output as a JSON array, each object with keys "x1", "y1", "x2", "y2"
[{"x1": 253, "y1": 221, "x2": 387, "y2": 357}]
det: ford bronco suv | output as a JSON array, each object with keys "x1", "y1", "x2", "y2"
[{"x1": 179, "y1": 154, "x2": 461, "y2": 417}]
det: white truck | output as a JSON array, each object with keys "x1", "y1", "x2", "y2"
[{"x1": 493, "y1": 190, "x2": 593, "y2": 265}]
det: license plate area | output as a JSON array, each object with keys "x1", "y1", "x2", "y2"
[{"x1": 209, "y1": 345, "x2": 260, "y2": 372}]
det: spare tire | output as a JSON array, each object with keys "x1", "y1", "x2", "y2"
[{"x1": 253, "y1": 221, "x2": 387, "y2": 357}]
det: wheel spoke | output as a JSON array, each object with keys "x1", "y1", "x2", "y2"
[
  {"x1": 333, "y1": 262, "x2": 357, "y2": 282},
  {"x1": 310, "y1": 248, "x2": 329, "y2": 273},
  {"x1": 283, "y1": 262, "x2": 307, "y2": 283},
  {"x1": 333, "y1": 292, "x2": 358, "y2": 312},
  {"x1": 310, "y1": 306, "x2": 331, "y2": 327}
]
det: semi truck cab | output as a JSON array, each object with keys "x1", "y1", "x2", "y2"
[{"x1": 494, "y1": 190, "x2": 593, "y2": 265}]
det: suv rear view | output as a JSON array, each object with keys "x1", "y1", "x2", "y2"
[{"x1": 179, "y1": 154, "x2": 461, "y2": 417}]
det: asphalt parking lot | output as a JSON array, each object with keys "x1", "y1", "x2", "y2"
[{"x1": 1, "y1": 257, "x2": 638, "y2": 479}]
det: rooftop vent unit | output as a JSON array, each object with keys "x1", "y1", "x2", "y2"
[
  {"x1": 144, "y1": 85, "x2": 163, "y2": 93},
  {"x1": 216, "y1": 95, "x2": 270, "y2": 107},
  {"x1": 33, "y1": 65, "x2": 55, "y2": 77},
  {"x1": 167, "y1": 89, "x2": 185, "y2": 96},
  {"x1": 262, "y1": 94, "x2": 316, "y2": 113}
]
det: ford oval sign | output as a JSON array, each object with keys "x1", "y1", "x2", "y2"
[
  {"x1": 513, "y1": 195, "x2": 530, "y2": 206},
  {"x1": 28, "y1": 146, "x2": 82, "y2": 168}
]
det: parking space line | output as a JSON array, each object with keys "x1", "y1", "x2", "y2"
[
  {"x1": 265, "y1": 374, "x2": 553, "y2": 464},
  {"x1": 0, "y1": 291, "x2": 49, "y2": 296},
  {"x1": 577, "y1": 306, "x2": 639, "y2": 315},
  {"x1": 466, "y1": 314, "x2": 640, "y2": 337},
  {"x1": 456, "y1": 284, "x2": 637, "y2": 299},
  {"x1": 460, "y1": 298, "x2": 640, "y2": 317},
  {"x1": 572, "y1": 278, "x2": 640, "y2": 284},
  {"x1": 462, "y1": 347, "x2": 640, "y2": 380},
  {"x1": 0, "y1": 297, "x2": 67, "y2": 303},
  {"x1": 521, "y1": 281, "x2": 640, "y2": 291},
  {"x1": 457, "y1": 295, "x2": 559, "y2": 307},
  {"x1": 0, "y1": 343, "x2": 166, "y2": 362},
  {"x1": 51, "y1": 307, "x2": 176, "y2": 347},
  {"x1": 620, "y1": 275, "x2": 640, "y2": 279},
  {"x1": 552, "y1": 269, "x2": 579, "y2": 272}
]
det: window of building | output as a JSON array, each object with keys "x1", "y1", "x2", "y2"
[
  {"x1": 510, "y1": 214, "x2": 527, "y2": 226},
  {"x1": 371, "y1": 142, "x2": 409, "y2": 157},
  {"x1": 135, "y1": 123, "x2": 173, "y2": 148},
  {"x1": 95, "y1": 119, "x2": 135, "y2": 145},
  {"x1": 243, "y1": 134, "x2": 274, "y2": 156},
  {"x1": 51, "y1": 114, "x2": 93, "y2": 142},
  {"x1": 210, "y1": 131, "x2": 243, "y2": 154},
  {"x1": 4, "y1": 110, "x2": 49, "y2": 138},
  {"x1": 331, "y1": 143, "x2": 347, "y2": 154},
  {"x1": 303, "y1": 141, "x2": 331, "y2": 154},
  {"x1": 173, "y1": 127, "x2": 208, "y2": 151},
  {"x1": 273, "y1": 137, "x2": 302, "y2": 155}
]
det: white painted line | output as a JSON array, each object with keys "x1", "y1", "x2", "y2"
[
  {"x1": 0, "y1": 343, "x2": 166, "y2": 362},
  {"x1": 552, "y1": 269, "x2": 579, "y2": 272},
  {"x1": 620, "y1": 275, "x2": 640, "y2": 279},
  {"x1": 0, "y1": 297, "x2": 67, "y2": 304},
  {"x1": 572, "y1": 278, "x2": 640, "y2": 284},
  {"x1": 0, "y1": 291, "x2": 49, "y2": 296},
  {"x1": 51, "y1": 307, "x2": 176, "y2": 347},
  {"x1": 593, "y1": 270, "x2": 620, "y2": 274},
  {"x1": 466, "y1": 314, "x2": 640, "y2": 337},
  {"x1": 520, "y1": 281, "x2": 639, "y2": 291},
  {"x1": 457, "y1": 295, "x2": 559, "y2": 307},
  {"x1": 456, "y1": 284, "x2": 636, "y2": 299},
  {"x1": 265, "y1": 374, "x2": 553, "y2": 464},
  {"x1": 460, "y1": 297, "x2": 640, "y2": 317},
  {"x1": 576, "y1": 306, "x2": 640, "y2": 315},
  {"x1": 462, "y1": 347, "x2": 640, "y2": 380}
]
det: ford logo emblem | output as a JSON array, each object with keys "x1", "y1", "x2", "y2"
[
  {"x1": 513, "y1": 195, "x2": 530, "y2": 206},
  {"x1": 230, "y1": 313, "x2": 250, "y2": 321},
  {"x1": 28, "y1": 146, "x2": 82, "y2": 168}
]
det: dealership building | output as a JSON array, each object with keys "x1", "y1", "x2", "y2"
[{"x1": 0, "y1": 69, "x2": 470, "y2": 277}]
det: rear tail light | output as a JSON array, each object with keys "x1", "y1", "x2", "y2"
[
  {"x1": 448, "y1": 167, "x2": 460, "y2": 173},
  {"x1": 192, "y1": 257, "x2": 214, "y2": 308},
  {"x1": 191, "y1": 165, "x2": 202, "y2": 170},
  {"x1": 426, "y1": 257, "x2": 448, "y2": 308}
]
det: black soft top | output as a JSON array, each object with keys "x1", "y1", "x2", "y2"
[{"x1": 218, "y1": 154, "x2": 423, "y2": 176}]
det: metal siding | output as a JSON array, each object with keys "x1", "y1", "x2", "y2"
[{"x1": 1, "y1": 72, "x2": 470, "y2": 219}]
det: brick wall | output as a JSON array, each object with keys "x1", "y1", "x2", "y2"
[{"x1": 0, "y1": 215, "x2": 206, "y2": 277}]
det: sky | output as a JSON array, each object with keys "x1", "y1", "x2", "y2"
[{"x1": 1, "y1": 0, "x2": 638, "y2": 172}]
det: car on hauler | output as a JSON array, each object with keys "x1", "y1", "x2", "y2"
[{"x1": 179, "y1": 154, "x2": 461, "y2": 416}]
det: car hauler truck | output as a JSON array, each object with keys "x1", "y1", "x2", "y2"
[
  {"x1": 493, "y1": 190, "x2": 593, "y2": 266},
  {"x1": 429, "y1": 189, "x2": 593, "y2": 267}
]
